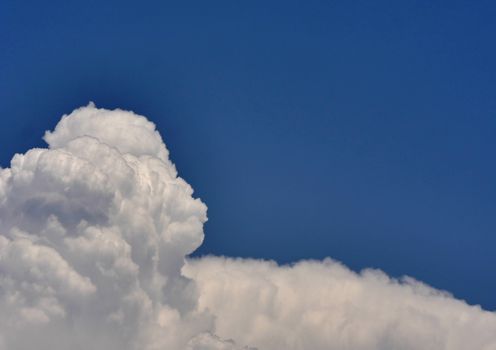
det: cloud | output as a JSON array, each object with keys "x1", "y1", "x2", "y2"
[
  {"x1": 186, "y1": 257, "x2": 496, "y2": 350},
  {"x1": 0, "y1": 104, "x2": 495, "y2": 350},
  {"x1": 0, "y1": 104, "x2": 214, "y2": 349}
]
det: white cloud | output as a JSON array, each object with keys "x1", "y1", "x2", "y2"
[
  {"x1": 0, "y1": 104, "x2": 494, "y2": 350},
  {"x1": 0, "y1": 104, "x2": 212, "y2": 349},
  {"x1": 185, "y1": 257, "x2": 496, "y2": 350}
]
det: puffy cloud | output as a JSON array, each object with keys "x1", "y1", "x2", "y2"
[
  {"x1": 0, "y1": 104, "x2": 214, "y2": 349},
  {"x1": 0, "y1": 103, "x2": 495, "y2": 350},
  {"x1": 185, "y1": 257, "x2": 496, "y2": 350}
]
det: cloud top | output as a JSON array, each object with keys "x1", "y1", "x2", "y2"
[{"x1": 44, "y1": 102, "x2": 170, "y2": 162}]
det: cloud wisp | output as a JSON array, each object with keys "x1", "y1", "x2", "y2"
[{"x1": 0, "y1": 104, "x2": 494, "y2": 350}]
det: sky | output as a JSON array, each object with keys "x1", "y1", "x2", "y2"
[{"x1": 1, "y1": 0, "x2": 495, "y2": 321}]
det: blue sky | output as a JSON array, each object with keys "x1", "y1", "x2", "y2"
[{"x1": 1, "y1": 0, "x2": 495, "y2": 310}]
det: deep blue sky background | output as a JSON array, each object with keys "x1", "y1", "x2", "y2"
[{"x1": 1, "y1": 1, "x2": 495, "y2": 309}]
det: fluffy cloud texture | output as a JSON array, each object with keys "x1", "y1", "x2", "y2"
[
  {"x1": 0, "y1": 104, "x2": 495, "y2": 350},
  {"x1": 186, "y1": 258, "x2": 496, "y2": 350}
]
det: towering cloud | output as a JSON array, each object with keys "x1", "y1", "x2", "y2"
[{"x1": 0, "y1": 104, "x2": 494, "y2": 350}]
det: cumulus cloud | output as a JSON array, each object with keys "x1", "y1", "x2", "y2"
[
  {"x1": 0, "y1": 103, "x2": 495, "y2": 350},
  {"x1": 186, "y1": 257, "x2": 496, "y2": 350}
]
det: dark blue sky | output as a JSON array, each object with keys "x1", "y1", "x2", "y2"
[{"x1": 1, "y1": 1, "x2": 495, "y2": 309}]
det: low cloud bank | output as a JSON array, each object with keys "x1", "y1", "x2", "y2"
[
  {"x1": 186, "y1": 257, "x2": 496, "y2": 350},
  {"x1": 0, "y1": 104, "x2": 494, "y2": 349}
]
